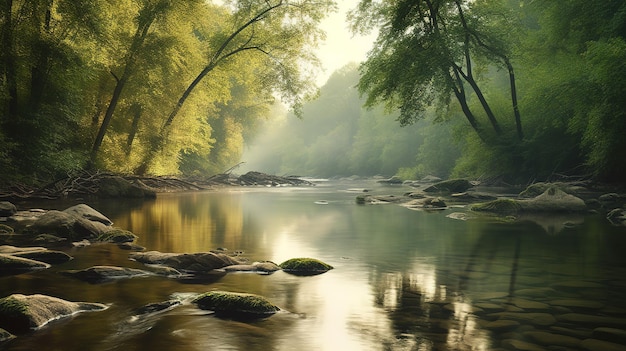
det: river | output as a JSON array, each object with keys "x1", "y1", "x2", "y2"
[{"x1": 2, "y1": 180, "x2": 626, "y2": 350}]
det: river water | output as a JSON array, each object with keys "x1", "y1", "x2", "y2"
[{"x1": 2, "y1": 180, "x2": 626, "y2": 350}]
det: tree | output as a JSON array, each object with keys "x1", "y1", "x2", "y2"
[
  {"x1": 135, "y1": 0, "x2": 336, "y2": 174},
  {"x1": 349, "y1": 0, "x2": 523, "y2": 142}
]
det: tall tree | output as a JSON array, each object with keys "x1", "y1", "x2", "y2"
[
  {"x1": 349, "y1": 0, "x2": 523, "y2": 142},
  {"x1": 134, "y1": 0, "x2": 336, "y2": 174}
]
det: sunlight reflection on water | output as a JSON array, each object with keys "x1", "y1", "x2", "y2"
[{"x1": 2, "y1": 180, "x2": 626, "y2": 350}]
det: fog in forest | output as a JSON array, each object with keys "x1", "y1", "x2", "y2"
[{"x1": 240, "y1": 64, "x2": 461, "y2": 179}]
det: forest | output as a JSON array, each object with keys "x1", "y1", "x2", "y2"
[{"x1": 1, "y1": 0, "x2": 625, "y2": 185}]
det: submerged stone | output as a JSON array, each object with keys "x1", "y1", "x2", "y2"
[
  {"x1": 279, "y1": 257, "x2": 333, "y2": 276},
  {"x1": 0, "y1": 294, "x2": 107, "y2": 334},
  {"x1": 129, "y1": 251, "x2": 240, "y2": 272},
  {"x1": 581, "y1": 338, "x2": 626, "y2": 351},
  {"x1": 523, "y1": 331, "x2": 582, "y2": 348},
  {"x1": 62, "y1": 265, "x2": 152, "y2": 283},
  {"x1": 193, "y1": 291, "x2": 279, "y2": 319},
  {"x1": 0, "y1": 254, "x2": 50, "y2": 274}
]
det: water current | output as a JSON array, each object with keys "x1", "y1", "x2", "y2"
[{"x1": 2, "y1": 180, "x2": 626, "y2": 350}]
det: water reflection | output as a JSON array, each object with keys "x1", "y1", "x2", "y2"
[{"x1": 2, "y1": 183, "x2": 626, "y2": 351}]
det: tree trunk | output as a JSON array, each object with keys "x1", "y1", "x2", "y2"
[
  {"x1": 1, "y1": 0, "x2": 18, "y2": 120},
  {"x1": 506, "y1": 58, "x2": 523, "y2": 140},
  {"x1": 89, "y1": 12, "x2": 156, "y2": 167},
  {"x1": 126, "y1": 103, "x2": 142, "y2": 155}
]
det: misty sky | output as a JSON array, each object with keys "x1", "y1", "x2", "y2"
[{"x1": 316, "y1": 1, "x2": 376, "y2": 85}]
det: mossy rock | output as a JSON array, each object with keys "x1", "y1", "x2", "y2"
[
  {"x1": 423, "y1": 179, "x2": 473, "y2": 194},
  {"x1": 471, "y1": 198, "x2": 523, "y2": 215},
  {"x1": 193, "y1": 291, "x2": 279, "y2": 319},
  {"x1": 0, "y1": 296, "x2": 29, "y2": 332},
  {"x1": 96, "y1": 229, "x2": 138, "y2": 243},
  {"x1": 279, "y1": 257, "x2": 333, "y2": 276},
  {"x1": 0, "y1": 294, "x2": 107, "y2": 334}
]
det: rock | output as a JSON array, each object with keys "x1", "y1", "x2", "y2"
[
  {"x1": 0, "y1": 253, "x2": 50, "y2": 274},
  {"x1": 129, "y1": 251, "x2": 241, "y2": 272},
  {"x1": 523, "y1": 331, "x2": 582, "y2": 348},
  {"x1": 519, "y1": 182, "x2": 587, "y2": 198},
  {"x1": 96, "y1": 176, "x2": 156, "y2": 198},
  {"x1": 450, "y1": 192, "x2": 498, "y2": 201},
  {"x1": 472, "y1": 198, "x2": 523, "y2": 215},
  {"x1": 62, "y1": 265, "x2": 153, "y2": 283},
  {"x1": 0, "y1": 327, "x2": 15, "y2": 343},
  {"x1": 193, "y1": 291, "x2": 279, "y2": 319},
  {"x1": 0, "y1": 294, "x2": 107, "y2": 334},
  {"x1": 487, "y1": 312, "x2": 556, "y2": 327},
  {"x1": 403, "y1": 197, "x2": 447, "y2": 209},
  {"x1": 593, "y1": 328, "x2": 626, "y2": 345},
  {"x1": 0, "y1": 224, "x2": 13, "y2": 234},
  {"x1": 423, "y1": 179, "x2": 473, "y2": 194},
  {"x1": 472, "y1": 188, "x2": 587, "y2": 215},
  {"x1": 279, "y1": 257, "x2": 333, "y2": 276},
  {"x1": 222, "y1": 261, "x2": 281, "y2": 273},
  {"x1": 117, "y1": 242, "x2": 145, "y2": 251},
  {"x1": 27, "y1": 210, "x2": 105, "y2": 240},
  {"x1": 607, "y1": 208, "x2": 626, "y2": 226},
  {"x1": 10, "y1": 249, "x2": 72, "y2": 264},
  {"x1": 478, "y1": 319, "x2": 520, "y2": 332},
  {"x1": 549, "y1": 299, "x2": 604, "y2": 310},
  {"x1": 377, "y1": 176, "x2": 403, "y2": 184},
  {"x1": 356, "y1": 194, "x2": 407, "y2": 204},
  {"x1": 598, "y1": 193, "x2": 626, "y2": 210},
  {"x1": 63, "y1": 204, "x2": 113, "y2": 226},
  {"x1": 96, "y1": 228, "x2": 138, "y2": 243},
  {"x1": 521, "y1": 187, "x2": 587, "y2": 212},
  {"x1": 0, "y1": 202, "x2": 17, "y2": 217},
  {"x1": 581, "y1": 339, "x2": 626, "y2": 351},
  {"x1": 501, "y1": 339, "x2": 546, "y2": 351},
  {"x1": 557, "y1": 313, "x2": 626, "y2": 328},
  {"x1": 508, "y1": 298, "x2": 550, "y2": 311}
]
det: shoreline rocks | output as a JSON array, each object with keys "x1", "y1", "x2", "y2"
[{"x1": 0, "y1": 294, "x2": 107, "y2": 334}]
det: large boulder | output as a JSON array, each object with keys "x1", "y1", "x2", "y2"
[
  {"x1": 63, "y1": 204, "x2": 113, "y2": 226},
  {"x1": 472, "y1": 187, "x2": 587, "y2": 215},
  {"x1": 519, "y1": 182, "x2": 587, "y2": 198},
  {"x1": 0, "y1": 294, "x2": 107, "y2": 334},
  {"x1": 193, "y1": 291, "x2": 279, "y2": 319},
  {"x1": 129, "y1": 251, "x2": 241, "y2": 272},
  {"x1": 607, "y1": 208, "x2": 626, "y2": 226},
  {"x1": 27, "y1": 204, "x2": 113, "y2": 240}
]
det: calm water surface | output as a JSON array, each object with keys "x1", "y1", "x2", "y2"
[{"x1": 2, "y1": 180, "x2": 626, "y2": 350}]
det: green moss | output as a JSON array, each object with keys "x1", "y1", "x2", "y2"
[
  {"x1": 279, "y1": 258, "x2": 333, "y2": 275},
  {"x1": 97, "y1": 229, "x2": 137, "y2": 243},
  {"x1": 193, "y1": 291, "x2": 279, "y2": 317},
  {"x1": 471, "y1": 199, "x2": 523, "y2": 215},
  {"x1": 0, "y1": 296, "x2": 30, "y2": 333}
]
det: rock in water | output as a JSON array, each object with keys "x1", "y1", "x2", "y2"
[
  {"x1": 193, "y1": 291, "x2": 279, "y2": 319},
  {"x1": 279, "y1": 257, "x2": 333, "y2": 276},
  {"x1": 62, "y1": 265, "x2": 152, "y2": 283},
  {"x1": 0, "y1": 294, "x2": 107, "y2": 333}
]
